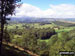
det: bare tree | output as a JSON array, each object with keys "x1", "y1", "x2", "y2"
[{"x1": 0, "y1": 0, "x2": 21, "y2": 55}]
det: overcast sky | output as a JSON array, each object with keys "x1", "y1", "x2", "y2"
[{"x1": 12, "y1": 0, "x2": 75, "y2": 18}]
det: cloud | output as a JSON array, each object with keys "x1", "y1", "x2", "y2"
[
  {"x1": 49, "y1": 4, "x2": 75, "y2": 18},
  {"x1": 11, "y1": 3, "x2": 75, "y2": 18}
]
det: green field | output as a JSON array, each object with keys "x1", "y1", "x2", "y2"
[{"x1": 7, "y1": 22, "x2": 75, "y2": 33}]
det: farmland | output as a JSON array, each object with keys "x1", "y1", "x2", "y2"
[{"x1": 7, "y1": 21, "x2": 75, "y2": 32}]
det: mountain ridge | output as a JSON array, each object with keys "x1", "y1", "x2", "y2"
[{"x1": 10, "y1": 17, "x2": 75, "y2": 23}]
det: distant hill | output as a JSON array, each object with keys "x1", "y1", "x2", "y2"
[
  {"x1": 10, "y1": 17, "x2": 55, "y2": 23},
  {"x1": 10, "y1": 17, "x2": 75, "y2": 23},
  {"x1": 64, "y1": 18, "x2": 75, "y2": 22},
  {"x1": 53, "y1": 21, "x2": 75, "y2": 27}
]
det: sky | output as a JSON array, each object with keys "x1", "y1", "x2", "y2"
[
  {"x1": 12, "y1": 0, "x2": 75, "y2": 18},
  {"x1": 21, "y1": 0, "x2": 75, "y2": 10}
]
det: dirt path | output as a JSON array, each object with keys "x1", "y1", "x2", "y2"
[{"x1": 3, "y1": 42, "x2": 39, "y2": 56}]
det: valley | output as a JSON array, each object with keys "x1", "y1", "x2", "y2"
[{"x1": 2, "y1": 21, "x2": 75, "y2": 56}]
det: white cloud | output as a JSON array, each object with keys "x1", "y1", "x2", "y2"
[
  {"x1": 12, "y1": 3, "x2": 75, "y2": 18},
  {"x1": 49, "y1": 4, "x2": 75, "y2": 18}
]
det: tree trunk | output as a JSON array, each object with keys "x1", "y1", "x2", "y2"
[
  {"x1": 0, "y1": 0, "x2": 4, "y2": 55},
  {"x1": 0, "y1": 23, "x2": 4, "y2": 55}
]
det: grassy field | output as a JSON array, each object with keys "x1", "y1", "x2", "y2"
[
  {"x1": 7, "y1": 23, "x2": 23, "y2": 29},
  {"x1": 55, "y1": 27, "x2": 75, "y2": 32},
  {"x1": 7, "y1": 22, "x2": 75, "y2": 33}
]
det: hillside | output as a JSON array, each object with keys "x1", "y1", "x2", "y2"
[
  {"x1": 1, "y1": 42, "x2": 38, "y2": 56},
  {"x1": 53, "y1": 21, "x2": 75, "y2": 27}
]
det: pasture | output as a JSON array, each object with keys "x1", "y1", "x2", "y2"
[{"x1": 7, "y1": 22, "x2": 75, "y2": 33}]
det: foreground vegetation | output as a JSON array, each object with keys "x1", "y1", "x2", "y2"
[{"x1": 2, "y1": 43, "x2": 31, "y2": 56}]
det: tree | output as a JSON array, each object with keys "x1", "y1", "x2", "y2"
[{"x1": 0, "y1": 0, "x2": 21, "y2": 55}]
